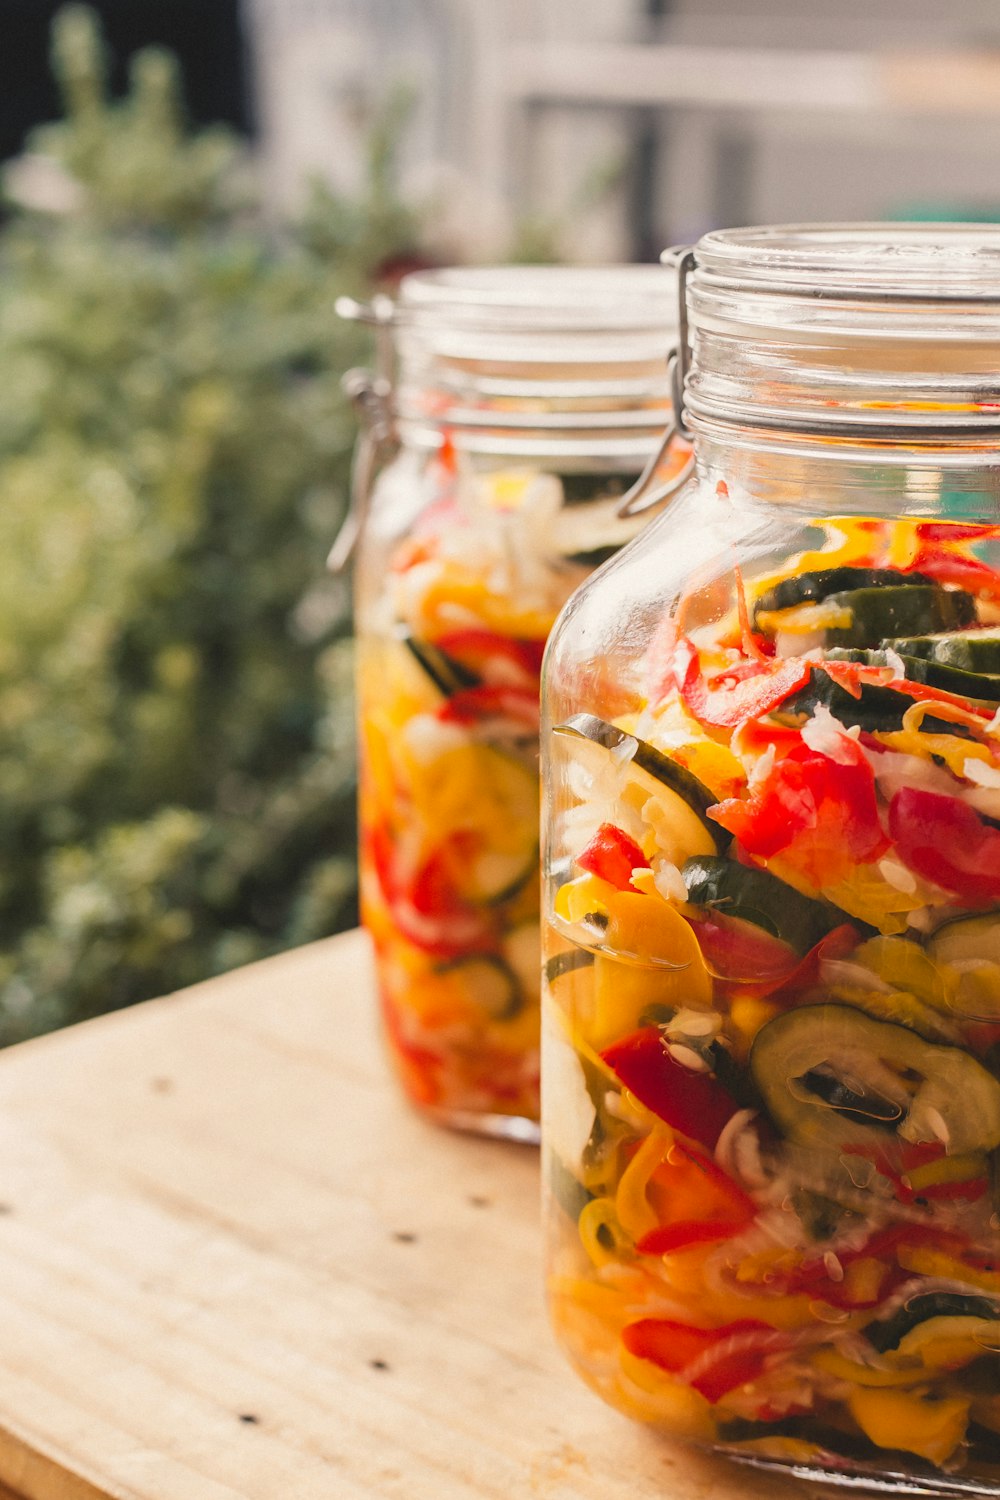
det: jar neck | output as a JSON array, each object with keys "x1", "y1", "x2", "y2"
[
  {"x1": 683, "y1": 224, "x2": 1000, "y2": 448},
  {"x1": 693, "y1": 420, "x2": 1000, "y2": 520},
  {"x1": 390, "y1": 265, "x2": 677, "y2": 463}
]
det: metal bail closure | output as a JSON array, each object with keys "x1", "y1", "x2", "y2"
[
  {"x1": 328, "y1": 295, "x2": 398, "y2": 573},
  {"x1": 617, "y1": 247, "x2": 696, "y2": 520}
]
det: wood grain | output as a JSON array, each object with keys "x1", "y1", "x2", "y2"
[{"x1": 0, "y1": 931, "x2": 834, "y2": 1500}]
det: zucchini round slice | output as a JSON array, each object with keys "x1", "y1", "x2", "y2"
[
  {"x1": 753, "y1": 567, "x2": 933, "y2": 620},
  {"x1": 886, "y1": 625, "x2": 1000, "y2": 674},
  {"x1": 554, "y1": 713, "x2": 729, "y2": 855},
  {"x1": 557, "y1": 470, "x2": 638, "y2": 506},
  {"x1": 779, "y1": 669, "x2": 974, "y2": 737},
  {"x1": 926, "y1": 912, "x2": 1000, "y2": 1021},
  {"x1": 927, "y1": 912, "x2": 1000, "y2": 970},
  {"x1": 544, "y1": 949, "x2": 596, "y2": 986},
  {"x1": 399, "y1": 631, "x2": 478, "y2": 696},
  {"x1": 825, "y1": 648, "x2": 1000, "y2": 703},
  {"x1": 865, "y1": 1293, "x2": 1000, "y2": 1355},
  {"x1": 682, "y1": 855, "x2": 841, "y2": 955},
  {"x1": 822, "y1": 586, "x2": 976, "y2": 650},
  {"x1": 750, "y1": 1003, "x2": 1000, "y2": 1153},
  {"x1": 435, "y1": 954, "x2": 524, "y2": 1020},
  {"x1": 425, "y1": 744, "x2": 539, "y2": 904}
]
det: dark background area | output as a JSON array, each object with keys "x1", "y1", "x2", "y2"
[{"x1": 0, "y1": 0, "x2": 251, "y2": 161}]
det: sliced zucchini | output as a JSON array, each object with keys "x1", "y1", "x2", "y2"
[
  {"x1": 779, "y1": 669, "x2": 974, "y2": 737},
  {"x1": 825, "y1": 647, "x2": 1000, "y2": 703},
  {"x1": 399, "y1": 630, "x2": 478, "y2": 696},
  {"x1": 552, "y1": 481, "x2": 640, "y2": 567},
  {"x1": 459, "y1": 747, "x2": 539, "y2": 904},
  {"x1": 866, "y1": 1293, "x2": 1000, "y2": 1355},
  {"x1": 821, "y1": 586, "x2": 975, "y2": 650},
  {"x1": 561, "y1": 545, "x2": 622, "y2": 570},
  {"x1": 554, "y1": 713, "x2": 729, "y2": 856},
  {"x1": 681, "y1": 855, "x2": 841, "y2": 955},
  {"x1": 706, "y1": 1040, "x2": 766, "y2": 1111},
  {"x1": 557, "y1": 470, "x2": 637, "y2": 506},
  {"x1": 886, "y1": 625, "x2": 1000, "y2": 675},
  {"x1": 928, "y1": 913, "x2": 1000, "y2": 970},
  {"x1": 927, "y1": 913, "x2": 1000, "y2": 1022},
  {"x1": 750, "y1": 1003, "x2": 1000, "y2": 1153},
  {"x1": 435, "y1": 953, "x2": 524, "y2": 1021},
  {"x1": 753, "y1": 567, "x2": 933, "y2": 619},
  {"x1": 467, "y1": 847, "x2": 537, "y2": 905},
  {"x1": 544, "y1": 949, "x2": 596, "y2": 986},
  {"x1": 547, "y1": 1151, "x2": 594, "y2": 1223}
]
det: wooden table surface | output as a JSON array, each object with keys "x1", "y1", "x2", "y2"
[{"x1": 0, "y1": 929, "x2": 840, "y2": 1500}]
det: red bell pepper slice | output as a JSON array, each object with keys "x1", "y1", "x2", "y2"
[
  {"x1": 914, "y1": 522, "x2": 1000, "y2": 544},
  {"x1": 766, "y1": 922, "x2": 860, "y2": 1003},
  {"x1": 622, "y1": 1318, "x2": 782, "y2": 1403},
  {"x1": 601, "y1": 1028, "x2": 740, "y2": 1149},
  {"x1": 670, "y1": 637, "x2": 812, "y2": 729},
  {"x1": 734, "y1": 566, "x2": 769, "y2": 663},
  {"x1": 379, "y1": 993, "x2": 442, "y2": 1107},
  {"x1": 644, "y1": 1136, "x2": 757, "y2": 1233},
  {"x1": 905, "y1": 545, "x2": 1000, "y2": 603},
  {"x1": 889, "y1": 786, "x2": 1000, "y2": 906},
  {"x1": 709, "y1": 733, "x2": 888, "y2": 887},
  {"x1": 636, "y1": 1217, "x2": 748, "y2": 1255},
  {"x1": 818, "y1": 657, "x2": 887, "y2": 699},
  {"x1": 839, "y1": 1139, "x2": 989, "y2": 1206},
  {"x1": 433, "y1": 629, "x2": 545, "y2": 686},
  {"x1": 577, "y1": 823, "x2": 650, "y2": 892},
  {"x1": 688, "y1": 915, "x2": 859, "y2": 1005},
  {"x1": 817, "y1": 657, "x2": 994, "y2": 721},
  {"x1": 364, "y1": 821, "x2": 492, "y2": 957},
  {"x1": 689, "y1": 912, "x2": 799, "y2": 984},
  {"x1": 437, "y1": 684, "x2": 540, "y2": 730}
]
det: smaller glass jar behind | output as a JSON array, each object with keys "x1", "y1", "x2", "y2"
[{"x1": 339, "y1": 265, "x2": 680, "y2": 1139}]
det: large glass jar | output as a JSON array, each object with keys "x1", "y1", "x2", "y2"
[
  {"x1": 542, "y1": 225, "x2": 1000, "y2": 1490},
  {"x1": 342, "y1": 266, "x2": 680, "y2": 1139}
]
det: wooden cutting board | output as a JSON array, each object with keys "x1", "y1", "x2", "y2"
[{"x1": 0, "y1": 929, "x2": 832, "y2": 1500}]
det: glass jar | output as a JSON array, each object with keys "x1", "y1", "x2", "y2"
[
  {"x1": 339, "y1": 266, "x2": 680, "y2": 1140},
  {"x1": 542, "y1": 225, "x2": 1000, "y2": 1490}
]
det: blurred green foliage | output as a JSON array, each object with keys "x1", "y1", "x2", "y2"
[{"x1": 0, "y1": 6, "x2": 421, "y2": 1040}]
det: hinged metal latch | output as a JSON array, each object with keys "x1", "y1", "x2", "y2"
[
  {"x1": 327, "y1": 294, "x2": 398, "y2": 573},
  {"x1": 617, "y1": 246, "x2": 696, "y2": 519}
]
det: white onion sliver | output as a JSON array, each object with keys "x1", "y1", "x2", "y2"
[
  {"x1": 800, "y1": 703, "x2": 858, "y2": 764},
  {"x1": 964, "y1": 757, "x2": 1000, "y2": 789},
  {"x1": 877, "y1": 855, "x2": 918, "y2": 894},
  {"x1": 820, "y1": 958, "x2": 894, "y2": 993}
]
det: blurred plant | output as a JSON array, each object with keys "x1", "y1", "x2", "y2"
[
  {"x1": 506, "y1": 153, "x2": 626, "y2": 265},
  {"x1": 0, "y1": 6, "x2": 425, "y2": 1041}
]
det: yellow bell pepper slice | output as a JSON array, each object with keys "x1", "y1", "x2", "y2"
[
  {"x1": 600, "y1": 890, "x2": 712, "y2": 997},
  {"x1": 847, "y1": 1388, "x2": 969, "y2": 1467},
  {"x1": 813, "y1": 1348, "x2": 928, "y2": 1389},
  {"x1": 617, "y1": 1348, "x2": 718, "y2": 1438},
  {"x1": 820, "y1": 867, "x2": 932, "y2": 935},
  {"x1": 896, "y1": 1245, "x2": 1000, "y2": 1295},
  {"x1": 853, "y1": 936, "x2": 954, "y2": 1012}
]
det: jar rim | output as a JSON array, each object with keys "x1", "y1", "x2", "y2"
[{"x1": 693, "y1": 222, "x2": 1000, "y2": 301}]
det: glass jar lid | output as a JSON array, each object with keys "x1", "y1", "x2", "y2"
[{"x1": 684, "y1": 223, "x2": 1000, "y2": 439}]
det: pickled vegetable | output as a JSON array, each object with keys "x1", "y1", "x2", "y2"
[
  {"x1": 544, "y1": 515, "x2": 1000, "y2": 1481},
  {"x1": 360, "y1": 459, "x2": 635, "y2": 1129}
]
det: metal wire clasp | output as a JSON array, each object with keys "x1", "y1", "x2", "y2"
[
  {"x1": 328, "y1": 294, "x2": 398, "y2": 573},
  {"x1": 617, "y1": 246, "x2": 696, "y2": 519}
]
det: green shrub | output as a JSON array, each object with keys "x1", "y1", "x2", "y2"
[{"x1": 0, "y1": 7, "x2": 419, "y2": 1039}]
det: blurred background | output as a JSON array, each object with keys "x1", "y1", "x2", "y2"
[{"x1": 0, "y1": 0, "x2": 999, "y2": 1043}]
